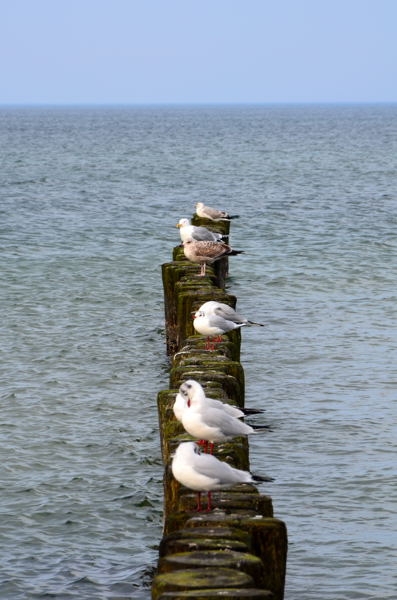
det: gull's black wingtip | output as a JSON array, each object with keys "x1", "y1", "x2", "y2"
[{"x1": 252, "y1": 473, "x2": 275, "y2": 483}]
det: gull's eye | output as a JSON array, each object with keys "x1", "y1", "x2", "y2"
[{"x1": 186, "y1": 383, "x2": 192, "y2": 389}]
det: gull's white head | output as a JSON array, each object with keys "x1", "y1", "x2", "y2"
[
  {"x1": 173, "y1": 392, "x2": 187, "y2": 421},
  {"x1": 198, "y1": 301, "x2": 220, "y2": 312},
  {"x1": 174, "y1": 441, "x2": 201, "y2": 459},
  {"x1": 179, "y1": 379, "x2": 206, "y2": 406},
  {"x1": 177, "y1": 218, "x2": 190, "y2": 228},
  {"x1": 196, "y1": 202, "x2": 204, "y2": 209}
]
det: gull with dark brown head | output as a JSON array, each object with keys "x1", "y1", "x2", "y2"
[
  {"x1": 182, "y1": 239, "x2": 243, "y2": 276},
  {"x1": 195, "y1": 202, "x2": 239, "y2": 221}
]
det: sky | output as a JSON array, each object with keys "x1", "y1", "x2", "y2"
[{"x1": 1, "y1": 0, "x2": 396, "y2": 105}]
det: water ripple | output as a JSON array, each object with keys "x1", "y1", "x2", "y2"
[{"x1": 1, "y1": 104, "x2": 396, "y2": 600}]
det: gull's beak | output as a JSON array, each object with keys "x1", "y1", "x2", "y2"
[{"x1": 176, "y1": 223, "x2": 181, "y2": 228}]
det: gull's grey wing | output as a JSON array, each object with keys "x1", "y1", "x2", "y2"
[
  {"x1": 213, "y1": 303, "x2": 247, "y2": 324},
  {"x1": 192, "y1": 452, "x2": 246, "y2": 483},
  {"x1": 208, "y1": 314, "x2": 243, "y2": 332},
  {"x1": 192, "y1": 226, "x2": 220, "y2": 242},
  {"x1": 198, "y1": 406, "x2": 252, "y2": 436}
]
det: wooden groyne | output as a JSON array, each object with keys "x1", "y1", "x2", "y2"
[{"x1": 152, "y1": 217, "x2": 287, "y2": 600}]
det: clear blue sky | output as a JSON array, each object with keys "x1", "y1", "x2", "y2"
[{"x1": 1, "y1": 0, "x2": 396, "y2": 105}]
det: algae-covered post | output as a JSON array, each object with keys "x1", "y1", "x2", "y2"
[{"x1": 152, "y1": 216, "x2": 287, "y2": 600}]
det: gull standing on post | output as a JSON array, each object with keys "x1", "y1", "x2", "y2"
[
  {"x1": 176, "y1": 218, "x2": 226, "y2": 243},
  {"x1": 171, "y1": 441, "x2": 273, "y2": 511},
  {"x1": 179, "y1": 382, "x2": 269, "y2": 454},
  {"x1": 195, "y1": 202, "x2": 239, "y2": 221},
  {"x1": 173, "y1": 379, "x2": 264, "y2": 423},
  {"x1": 193, "y1": 304, "x2": 245, "y2": 350},
  {"x1": 182, "y1": 239, "x2": 243, "y2": 276},
  {"x1": 198, "y1": 300, "x2": 265, "y2": 327}
]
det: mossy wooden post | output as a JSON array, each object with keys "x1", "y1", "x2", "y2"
[
  {"x1": 153, "y1": 217, "x2": 287, "y2": 600},
  {"x1": 185, "y1": 515, "x2": 287, "y2": 600},
  {"x1": 159, "y1": 526, "x2": 252, "y2": 556},
  {"x1": 162, "y1": 263, "x2": 232, "y2": 354},
  {"x1": 155, "y1": 591, "x2": 273, "y2": 599},
  {"x1": 191, "y1": 214, "x2": 231, "y2": 234},
  {"x1": 158, "y1": 550, "x2": 265, "y2": 588},
  {"x1": 152, "y1": 568, "x2": 255, "y2": 600}
]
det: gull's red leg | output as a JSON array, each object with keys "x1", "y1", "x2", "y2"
[
  {"x1": 197, "y1": 439, "x2": 208, "y2": 452},
  {"x1": 196, "y1": 491, "x2": 202, "y2": 512},
  {"x1": 205, "y1": 337, "x2": 216, "y2": 351}
]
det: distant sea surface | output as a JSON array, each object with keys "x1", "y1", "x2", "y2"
[{"x1": 0, "y1": 104, "x2": 396, "y2": 599}]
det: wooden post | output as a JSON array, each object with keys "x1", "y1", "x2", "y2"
[{"x1": 152, "y1": 223, "x2": 287, "y2": 600}]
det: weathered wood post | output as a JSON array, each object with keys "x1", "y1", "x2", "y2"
[{"x1": 151, "y1": 216, "x2": 287, "y2": 600}]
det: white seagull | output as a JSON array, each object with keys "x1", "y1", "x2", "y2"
[
  {"x1": 176, "y1": 218, "x2": 225, "y2": 243},
  {"x1": 195, "y1": 202, "x2": 239, "y2": 221},
  {"x1": 193, "y1": 305, "x2": 245, "y2": 350},
  {"x1": 179, "y1": 381, "x2": 269, "y2": 454},
  {"x1": 172, "y1": 441, "x2": 271, "y2": 511},
  {"x1": 173, "y1": 379, "x2": 264, "y2": 423},
  {"x1": 198, "y1": 300, "x2": 265, "y2": 327}
]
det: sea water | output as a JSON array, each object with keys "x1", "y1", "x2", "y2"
[{"x1": 0, "y1": 104, "x2": 396, "y2": 599}]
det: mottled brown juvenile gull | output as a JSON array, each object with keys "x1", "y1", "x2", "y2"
[
  {"x1": 176, "y1": 218, "x2": 225, "y2": 243},
  {"x1": 195, "y1": 202, "x2": 239, "y2": 221},
  {"x1": 182, "y1": 239, "x2": 243, "y2": 276}
]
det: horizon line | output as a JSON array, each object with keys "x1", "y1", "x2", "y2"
[{"x1": 1, "y1": 100, "x2": 396, "y2": 109}]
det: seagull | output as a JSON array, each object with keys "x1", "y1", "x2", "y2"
[
  {"x1": 176, "y1": 218, "x2": 226, "y2": 243},
  {"x1": 182, "y1": 239, "x2": 243, "y2": 276},
  {"x1": 171, "y1": 441, "x2": 272, "y2": 511},
  {"x1": 179, "y1": 381, "x2": 269, "y2": 454},
  {"x1": 197, "y1": 300, "x2": 265, "y2": 327},
  {"x1": 195, "y1": 202, "x2": 239, "y2": 221},
  {"x1": 193, "y1": 305, "x2": 245, "y2": 350},
  {"x1": 173, "y1": 379, "x2": 264, "y2": 423}
]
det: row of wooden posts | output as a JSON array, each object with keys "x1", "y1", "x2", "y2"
[{"x1": 151, "y1": 216, "x2": 288, "y2": 599}]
